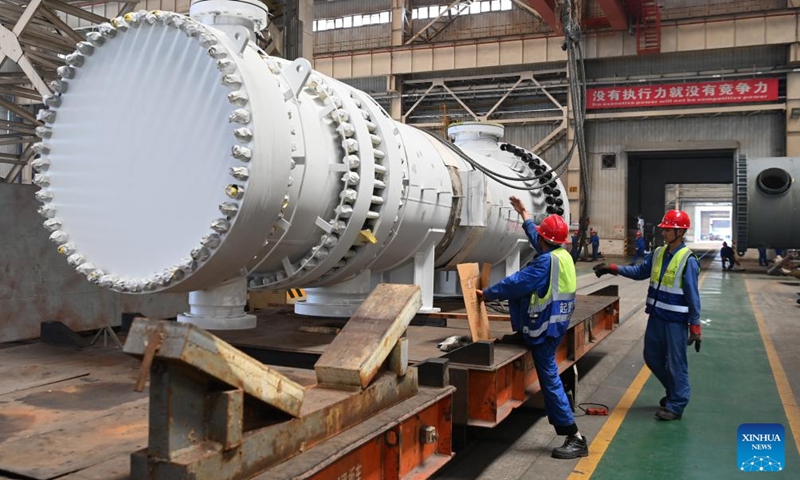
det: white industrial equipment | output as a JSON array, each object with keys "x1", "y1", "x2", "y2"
[{"x1": 32, "y1": 0, "x2": 569, "y2": 329}]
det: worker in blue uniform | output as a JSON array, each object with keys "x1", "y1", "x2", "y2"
[
  {"x1": 589, "y1": 228, "x2": 600, "y2": 261},
  {"x1": 571, "y1": 230, "x2": 579, "y2": 261},
  {"x1": 477, "y1": 196, "x2": 587, "y2": 459},
  {"x1": 631, "y1": 230, "x2": 646, "y2": 265},
  {"x1": 593, "y1": 209, "x2": 702, "y2": 421},
  {"x1": 720, "y1": 242, "x2": 736, "y2": 270},
  {"x1": 757, "y1": 244, "x2": 769, "y2": 267}
]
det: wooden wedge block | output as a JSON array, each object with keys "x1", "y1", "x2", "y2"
[
  {"x1": 457, "y1": 263, "x2": 491, "y2": 341},
  {"x1": 315, "y1": 284, "x2": 421, "y2": 388},
  {"x1": 124, "y1": 319, "x2": 305, "y2": 417}
]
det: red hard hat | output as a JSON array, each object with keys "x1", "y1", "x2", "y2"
[
  {"x1": 536, "y1": 215, "x2": 569, "y2": 244},
  {"x1": 658, "y1": 210, "x2": 691, "y2": 229}
]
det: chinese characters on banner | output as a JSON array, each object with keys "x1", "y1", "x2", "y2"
[{"x1": 586, "y1": 79, "x2": 779, "y2": 109}]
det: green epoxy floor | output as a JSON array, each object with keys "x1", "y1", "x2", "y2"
[{"x1": 591, "y1": 267, "x2": 799, "y2": 479}]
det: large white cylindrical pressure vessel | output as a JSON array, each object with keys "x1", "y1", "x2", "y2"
[
  {"x1": 31, "y1": 3, "x2": 570, "y2": 326},
  {"x1": 734, "y1": 156, "x2": 799, "y2": 253}
]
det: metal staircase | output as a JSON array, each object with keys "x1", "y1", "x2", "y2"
[
  {"x1": 636, "y1": 0, "x2": 661, "y2": 55},
  {"x1": 405, "y1": 0, "x2": 473, "y2": 44}
]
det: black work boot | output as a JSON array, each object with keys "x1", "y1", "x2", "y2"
[
  {"x1": 655, "y1": 408, "x2": 682, "y2": 421},
  {"x1": 500, "y1": 331, "x2": 525, "y2": 345},
  {"x1": 552, "y1": 435, "x2": 589, "y2": 459},
  {"x1": 660, "y1": 396, "x2": 667, "y2": 408}
]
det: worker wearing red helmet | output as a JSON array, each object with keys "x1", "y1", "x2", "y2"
[
  {"x1": 594, "y1": 209, "x2": 702, "y2": 421},
  {"x1": 477, "y1": 196, "x2": 586, "y2": 459}
]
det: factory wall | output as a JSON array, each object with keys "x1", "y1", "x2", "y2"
[
  {"x1": 584, "y1": 113, "x2": 784, "y2": 255},
  {"x1": 0, "y1": 184, "x2": 188, "y2": 343}
]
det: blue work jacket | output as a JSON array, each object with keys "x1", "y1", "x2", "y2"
[
  {"x1": 636, "y1": 237, "x2": 645, "y2": 254},
  {"x1": 482, "y1": 219, "x2": 574, "y2": 345},
  {"x1": 616, "y1": 244, "x2": 701, "y2": 325}
]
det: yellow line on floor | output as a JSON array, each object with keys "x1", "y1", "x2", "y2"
[
  {"x1": 566, "y1": 367, "x2": 650, "y2": 479},
  {"x1": 744, "y1": 279, "x2": 800, "y2": 459},
  {"x1": 567, "y1": 267, "x2": 713, "y2": 479}
]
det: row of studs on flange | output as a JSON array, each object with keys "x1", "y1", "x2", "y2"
[
  {"x1": 31, "y1": 11, "x2": 255, "y2": 292},
  {"x1": 248, "y1": 74, "x2": 388, "y2": 289},
  {"x1": 500, "y1": 142, "x2": 565, "y2": 216}
]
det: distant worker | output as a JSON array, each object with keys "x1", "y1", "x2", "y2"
[
  {"x1": 637, "y1": 213, "x2": 645, "y2": 235},
  {"x1": 631, "y1": 230, "x2": 646, "y2": 265},
  {"x1": 593, "y1": 209, "x2": 702, "y2": 421},
  {"x1": 720, "y1": 242, "x2": 735, "y2": 270},
  {"x1": 477, "y1": 196, "x2": 587, "y2": 459},
  {"x1": 571, "y1": 230, "x2": 579, "y2": 261},
  {"x1": 757, "y1": 244, "x2": 769, "y2": 267},
  {"x1": 590, "y1": 228, "x2": 600, "y2": 262}
]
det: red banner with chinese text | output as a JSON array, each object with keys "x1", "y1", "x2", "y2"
[{"x1": 586, "y1": 78, "x2": 779, "y2": 109}]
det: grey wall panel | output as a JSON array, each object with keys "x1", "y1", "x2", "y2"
[
  {"x1": 660, "y1": 0, "x2": 784, "y2": 19},
  {"x1": 315, "y1": 0, "x2": 391, "y2": 18},
  {"x1": 413, "y1": 9, "x2": 547, "y2": 43},
  {"x1": 340, "y1": 76, "x2": 389, "y2": 94},
  {"x1": 0, "y1": 184, "x2": 188, "y2": 343},
  {"x1": 315, "y1": 24, "x2": 391, "y2": 54},
  {"x1": 584, "y1": 113, "x2": 783, "y2": 253},
  {"x1": 585, "y1": 45, "x2": 786, "y2": 80}
]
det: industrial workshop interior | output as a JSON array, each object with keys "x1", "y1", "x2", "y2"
[{"x1": 2, "y1": 0, "x2": 800, "y2": 478}]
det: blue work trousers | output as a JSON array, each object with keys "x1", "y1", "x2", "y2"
[
  {"x1": 531, "y1": 336, "x2": 575, "y2": 432},
  {"x1": 644, "y1": 316, "x2": 690, "y2": 415}
]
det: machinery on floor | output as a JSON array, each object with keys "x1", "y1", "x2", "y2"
[
  {"x1": 734, "y1": 155, "x2": 800, "y2": 254},
  {"x1": 31, "y1": 0, "x2": 569, "y2": 329}
]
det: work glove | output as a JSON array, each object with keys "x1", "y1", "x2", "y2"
[
  {"x1": 688, "y1": 324, "x2": 702, "y2": 352},
  {"x1": 593, "y1": 263, "x2": 618, "y2": 278}
]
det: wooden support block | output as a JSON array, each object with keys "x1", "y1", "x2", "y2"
[
  {"x1": 315, "y1": 284, "x2": 421, "y2": 388},
  {"x1": 480, "y1": 263, "x2": 492, "y2": 290},
  {"x1": 457, "y1": 263, "x2": 491, "y2": 341},
  {"x1": 388, "y1": 337, "x2": 409, "y2": 377},
  {"x1": 124, "y1": 319, "x2": 305, "y2": 418}
]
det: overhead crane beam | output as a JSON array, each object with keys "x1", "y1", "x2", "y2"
[
  {"x1": 523, "y1": 0, "x2": 559, "y2": 33},
  {"x1": 597, "y1": 0, "x2": 629, "y2": 30}
]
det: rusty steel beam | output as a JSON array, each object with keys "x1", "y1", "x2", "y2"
[
  {"x1": 124, "y1": 318, "x2": 306, "y2": 418},
  {"x1": 524, "y1": 0, "x2": 559, "y2": 32},
  {"x1": 597, "y1": 0, "x2": 629, "y2": 30},
  {"x1": 130, "y1": 362, "x2": 420, "y2": 480},
  {"x1": 257, "y1": 386, "x2": 455, "y2": 480}
]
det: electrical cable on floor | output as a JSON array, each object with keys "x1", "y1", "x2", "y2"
[
  {"x1": 485, "y1": 300, "x2": 509, "y2": 314},
  {"x1": 577, "y1": 402, "x2": 610, "y2": 416}
]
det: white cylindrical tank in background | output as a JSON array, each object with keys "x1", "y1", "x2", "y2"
[{"x1": 31, "y1": 1, "x2": 570, "y2": 328}]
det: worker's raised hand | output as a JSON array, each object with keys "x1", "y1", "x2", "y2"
[
  {"x1": 509, "y1": 196, "x2": 528, "y2": 217},
  {"x1": 593, "y1": 263, "x2": 618, "y2": 277},
  {"x1": 688, "y1": 324, "x2": 702, "y2": 353}
]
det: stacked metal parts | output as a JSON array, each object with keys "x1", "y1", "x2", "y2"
[{"x1": 31, "y1": 0, "x2": 569, "y2": 328}]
